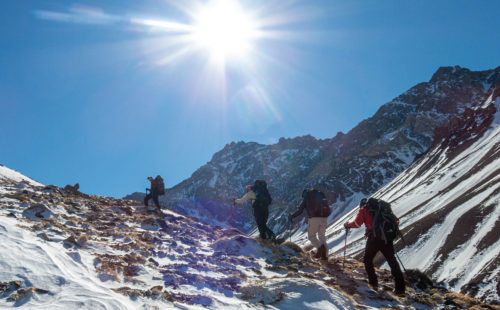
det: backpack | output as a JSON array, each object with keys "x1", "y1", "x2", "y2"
[
  {"x1": 305, "y1": 189, "x2": 331, "y2": 218},
  {"x1": 155, "y1": 175, "x2": 165, "y2": 195},
  {"x1": 252, "y1": 179, "x2": 272, "y2": 210},
  {"x1": 366, "y1": 198, "x2": 399, "y2": 242}
]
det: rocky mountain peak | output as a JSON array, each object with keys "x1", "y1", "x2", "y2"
[
  {"x1": 429, "y1": 65, "x2": 500, "y2": 85},
  {"x1": 131, "y1": 66, "x2": 500, "y2": 237},
  {"x1": 430, "y1": 65, "x2": 467, "y2": 82}
]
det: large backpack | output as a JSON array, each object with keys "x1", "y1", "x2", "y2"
[
  {"x1": 305, "y1": 189, "x2": 331, "y2": 218},
  {"x1": 155, "y1": 175, "x2": 165, "y2": 195},
  {"x1": 252, "y1": 179, "x2": 272, "y2": 210},
  {"x1": 366, "y1": 198, "x2": 399, "y2": 242}
]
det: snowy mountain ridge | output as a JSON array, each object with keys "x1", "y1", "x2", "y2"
[
  {"x1": 125, "y1": 66, "x2": 500, "y2": 241},
  {"x1": 124, "y1": 65, "x2": 500, "y2": 304},
  {"x1": 0, "y1": 165, "x2": 43, "y2": 187},
  {"x1": 325, "y1": 83, "x2": 500, "y2": 303}
]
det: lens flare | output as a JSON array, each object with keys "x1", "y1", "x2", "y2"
[
  {"x1": 192, "y1": 0, "x2": 259, "y2": 60},
  {"x1": 31, "y1": 0, "x2": 323, "y2": 129}
]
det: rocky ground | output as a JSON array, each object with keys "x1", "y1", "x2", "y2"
[{"x1": 1, "y1": 177, "x2": 499, "y2": 309}]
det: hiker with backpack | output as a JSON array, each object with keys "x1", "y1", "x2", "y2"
[
  {"x1": 144, "y1": 175, "x2": 165, "y2": 210},
  {"x1": 289, "y1": 189, "x2": 331, "y2": 260},
  {"x1": 234, "y1": 180, "x2": 276, "y2": 240},
  {"x1": 344, "y1": 197, "x2": 405, "y2": 296}
]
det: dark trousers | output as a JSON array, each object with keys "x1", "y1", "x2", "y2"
[
  {"x1": 144, "y1": 191, "x2": 160, "y2": 208},
  {"x1": 253, "y1": 208, "x2": 275, "y2": 240},
  {"x1": 364, "y1": 236, "x2": 405, "y2": 292}
]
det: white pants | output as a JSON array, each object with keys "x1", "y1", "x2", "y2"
[{"x1": 308, "y1": 217, "x2": 328, "y2": 250}]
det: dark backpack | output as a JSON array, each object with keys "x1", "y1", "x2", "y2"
[
  {"x1": 155, "y1": 175, "x2": 165, "y2": 195},
  {"x1": 366, "y1": 198, "x2": 399, "y2": 242},
  {"x1": 252, "y1": 179, "x2": 272, "y2": 210},
  {"x1": 305, "y1": 189, "x2": 331, "y2": 218}
]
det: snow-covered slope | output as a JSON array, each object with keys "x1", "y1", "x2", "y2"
[
  {"x1": 2, "y1": 166, "x2": 497, "y2": 309},
  {"x1": 0, "y1": 215, "x2": 131, "y2": 309},
  {"x1": 0, "y1": 172, "x2": 354, "y2": 309},
  {"x1": 325, "y1": 85, "x2": 500, "y2": 303},
  {"x1": 0, "y1": 165, "x2": 42, "y2": 187}
]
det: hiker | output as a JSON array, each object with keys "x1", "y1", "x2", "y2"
[
  {"x1": 344, "y1": 198, "x2": 405, "y2": 296},
  {"x1": 290, "y1": 189, "x2": 331, "y2": 260},
  {"x1": 234, "y1": 180, "x2": 276, "y2": 240},
  {"x1": 144, "y1": 176, "x2": 165, "y2": 210}
]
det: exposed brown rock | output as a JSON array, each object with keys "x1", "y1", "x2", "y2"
[{"x1": 0, "y1": 280, "x2": 22, "y2": 293}]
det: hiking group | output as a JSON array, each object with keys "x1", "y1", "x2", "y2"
[
  {"x1": 234, "y1": 180, "x2": 405, "y2": 296},
  {"x1": 144, "y1": 176, "x2": 405, "y2": 297},
  {"x1": 233, "y1": 182, "x2": 331, "y2": 261}
]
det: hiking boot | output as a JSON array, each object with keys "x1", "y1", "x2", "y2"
[
  {"x1": 314, "y1": 245, "x2": 325, "y2": 259},
  {"x1": 313, "y1": 248, "x2": 321, "y2": 258},
  {"x1": 393, "y1": 290, "x2": 405, "y2": 297},
  {"x1": 310, "y1": 246, "x2": 322, "y2": 258},
  {"x1": 368, "y1": 283, "x2": 378, "y2": 291},
  {"x1": 320, "y1": 245, "x2": 328, "y2": 261}
]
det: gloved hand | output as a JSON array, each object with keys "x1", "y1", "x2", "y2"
[{"x1": 344, "y1": 222, "x2": 350, "y2": 229}]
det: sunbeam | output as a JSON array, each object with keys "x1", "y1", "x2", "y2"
[
  {"x1": 31, "y1": 0, "x2": 325, "y2": 133},
  {"x1": 192, "y1": 0, "x2": 259, "y2": 60}
]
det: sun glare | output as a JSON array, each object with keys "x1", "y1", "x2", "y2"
[
  {"x1": 33, "y1": 0, "x2": 307, "y2": 131},
  {"x1": 193, "y1": 0, "x2": 258, "y2": 60}
]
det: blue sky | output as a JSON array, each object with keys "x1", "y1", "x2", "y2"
[{"x1": 1, "y1": 0, "x2": 499, "y2": 198}]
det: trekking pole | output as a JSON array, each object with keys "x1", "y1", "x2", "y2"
[
  {"x1": 229, "y1": 200, "x2": 236, "y2": 229},
  {"x1": 343, "y1": 228, "x2": 350, "y2": 270},
  {"x1": 398, "y1": 229, "x2": 408, "y2": 247},
  {"x1": 395, "y1": 252, "x2": 408, "y2": 274}
]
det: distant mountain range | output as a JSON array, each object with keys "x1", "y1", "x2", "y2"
[{"x1": 126, "y1": 65, "x2": 499, "y2": 230}]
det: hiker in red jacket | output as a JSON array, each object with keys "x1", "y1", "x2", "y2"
[
  {"x1": 144, "y1": 176, "x2": 160, "y2": 210},
  {"x1": 344, "y1": 198, "x2": 405, "y2": 296}
]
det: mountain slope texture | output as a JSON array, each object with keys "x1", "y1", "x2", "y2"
[
  {"x1": 1, "y1": 165, "x2": 499, "y2": 309},
  {"x1": 326, "y1": 76, "x2": 500, "y2": 303},
  {"x1": 123, "y1": 65, "x2": 499, "y2": 304},
  {"x1": 129, "y1": 66, "x2": 500, "y2": 240}
]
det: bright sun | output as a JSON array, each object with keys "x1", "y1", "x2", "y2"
[{"x1": 192, "y1": 0, "x2": 258, "y2": 60}]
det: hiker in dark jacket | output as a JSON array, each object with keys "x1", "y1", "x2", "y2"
[
  {"x1": 344, "y1": 198, "x2": 405, "y2": 296},
  {"x1": 234, "y1": 181, "x2": 275, "y2": 240},
  {"x1": 144, "y1": 176, "x2": 160, "y2": 210},
  {"x1": 290, "y1": 189, "x2": 330, "y2": 260}
]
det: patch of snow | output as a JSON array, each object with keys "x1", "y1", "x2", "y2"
[
  {"x1": 208, "y1": 170, "x2": 218, "y2": 188},
  {"x1": 0, "y1": 166, "x2": 43, "y2": 186},
  {"x1": 0, "y1": 216, "x2": 132, "y2": 309},
  {"x1": 238, "y1": 278, "x2": 355, "y2": 310},
  {"x1": 493, "y1": 97, "x2": 500, "y2": 125}
]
